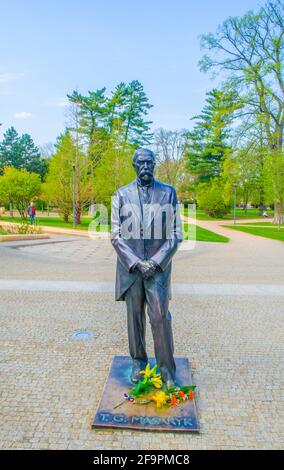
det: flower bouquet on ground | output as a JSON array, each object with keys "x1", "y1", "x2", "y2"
[{"x1": 114, "y1": 364, "x2": 196, "y2": 410}]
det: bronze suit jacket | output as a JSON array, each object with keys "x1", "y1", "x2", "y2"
[{"x1": 111, "y1": 179, "x2": 182, "y2": 301}]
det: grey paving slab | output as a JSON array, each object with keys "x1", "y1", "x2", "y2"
[
  {"x1": 0, "y1": 291, "x2": 283, "y2": 450},
  {"x1": 0, "y1": 279, "x2": 284, "y2": 296},
  {"x1": 0, "y1": 227, "x2": 283, "y2": 449}
]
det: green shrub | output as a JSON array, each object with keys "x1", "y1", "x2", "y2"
[
  {"x1": 5, "y1": 221, "x2": 42, "y2": 235},
  {"x1": 197, "y1": 181, "x2": 230, "y2": 218}
]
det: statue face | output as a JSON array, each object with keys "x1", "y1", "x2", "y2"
[{"x1": 134, "y1": 154, "x2": 155, "y2": 184}]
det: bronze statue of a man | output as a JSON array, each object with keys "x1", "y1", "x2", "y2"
[{"x1": 111, "y1": 148, "x2": 182, "y2": 388}]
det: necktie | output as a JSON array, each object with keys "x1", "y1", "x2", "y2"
[{"x1": 142, "y1": 186, "x2": 151, "y2": 238}]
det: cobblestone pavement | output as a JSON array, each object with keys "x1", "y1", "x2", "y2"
[{"x1": 0, "y1": 230, "x2": 283, "y2": 449}]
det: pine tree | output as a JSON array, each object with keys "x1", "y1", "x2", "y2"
[
  {"x1": 67, "y1": 80, "x2": 153, "y2": 150},
  {"x1": 67, "y1": 88, "x2": 107, "y2": 144},
  {"x1": 0, "y1": 127, "x2": 48, "y2": 179},
  {"x1": 185, "y1": 89, "x2": 235, "y2": 183},
  {"x1": 0, "y1": 127, "x2": 20, "y2": 171},
  {"x1": 111, "y1": 80, "x2": 153, "y2": 147}
]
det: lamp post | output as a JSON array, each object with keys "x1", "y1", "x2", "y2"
[
  {"x1": 73, "y1": 164, "x2": 76, "y2": 228},
  {"x1": 233, "y1": 183, "x2": 237, "y2": 225}
]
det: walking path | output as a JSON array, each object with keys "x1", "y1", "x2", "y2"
[
  {"x1": 185, "y1": 216, "x2": 277, "y2": 238},
  {"x1": 0, "y1": 219, "x2": 283, "y2": 450}
]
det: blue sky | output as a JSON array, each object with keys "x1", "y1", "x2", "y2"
[{"x1": 0, "y1": 0, "x2": 263, "y2": 146}]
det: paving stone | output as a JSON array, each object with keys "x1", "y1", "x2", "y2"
[{"x1": 0, "y1": 231, "x2": 283, "y2": 449}]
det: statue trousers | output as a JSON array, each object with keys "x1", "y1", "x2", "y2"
[{"x1": 124, "y1": 274, "x2": 176, "y2": 383}]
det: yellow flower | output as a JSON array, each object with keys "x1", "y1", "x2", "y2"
[
  {"x1": 139, "y1": 364, "x2": 160, "y2": 380},
  {"x1": 151, "y1": 391, "x2": 167, "y2": 408},
  {"x1": 150, "y1": 377, "x2": 163, "y2": 389}
]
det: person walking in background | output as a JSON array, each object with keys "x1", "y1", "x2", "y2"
[{"x1": 28, "y1": 202, "x2": 36, "y2": 225}]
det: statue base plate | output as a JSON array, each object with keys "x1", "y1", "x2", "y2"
[{"x1": 92, "y1": 356, "x2": 199, "y2": 432}]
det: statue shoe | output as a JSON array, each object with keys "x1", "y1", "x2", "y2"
[
  {"x1": 166, "y1": 379, "x2": 176, "y2": 390},
  {"x1": 130, "y1": 365, "x2": 143, "y2": 383}
]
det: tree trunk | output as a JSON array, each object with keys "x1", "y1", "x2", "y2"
[
  {"x1": 18, "y1": 209, "x2": 27, "y2": 220},
  {"x1": 259, "y1": 127, "x2": 265, "y2": 217},
  {"x1": 9, "y1": 202, "x2": 13, "y2": 217},
  {"x1": 272, "y1": 148, "x2": 284, "y2": 225},
  {"x1": 242, "y1": 193, "x2": 247, "y2": 213},
  {"x1": 273, "y1": 201, "x2": 284, "y2": 226},
  {"x1": 258, "y1": 187, "x2": 265, "y2": 216},
  {"x1": 76, "y1": 200, "x2": 81, "y2": 225},
  {"x1": 63, "y1": 212, "x2": 69, "y2": 223}
]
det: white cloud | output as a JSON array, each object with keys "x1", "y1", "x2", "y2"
[
  {"x1": 0, "y1": 72, "x2": 24, "y2": 83},
  {"x1": 14, "y1": 112, "x2": 33, "y2": 120}
]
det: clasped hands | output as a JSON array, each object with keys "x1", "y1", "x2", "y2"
[{"x1": 132, "y1": 259, "x2": 161, "y2": 280}]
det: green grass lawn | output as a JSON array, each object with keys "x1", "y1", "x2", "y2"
[
  {"x1": 0, "y1": 215, "x2": 93, "y2": 231},
  {"x1": 238, "y1": 222, "x2": 283, "y2": 227},
  {"x1": 0, "y1": 227, "x2": 7, "y2": 235},
  {"x1": 0, "y1": 215, "x2": 229, "y2": 243},
  {"x1": 1, "y1": 208, "x2": 274, "y2": 226},
  {"x1": 183, "y1": 208, "x2": 274, "y2": 221},
  {"x1": 184, "y1": 224, "x2": 229, "y2": 243},
  {"x1": 224, "y1": 225, "x2": 284, "y2": 242}
]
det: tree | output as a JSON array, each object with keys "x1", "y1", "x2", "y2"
[
  {"x1": 0, "y1": 167, "x2": 41, "y2": 219},
  {"x1": 110, "y1": 80, "x2": 153, "y2": 147},
  {"x1": 223, "y1": 147, "x2": 262, "y2": 211},
  {"x1": 39, "y1": 142, "x2": 55, "y2": 160},
  {"x1": 67, "y1": 81, "x2": 153, "y2": 217},
  {"x1": 225, "y1": 115, "x2": 270, "y2": 214},
  {"x1": 185, "y1": 89, "x2": 235, "y2": 184},
  {"x1": 264, "y1": 151, "x2": 284, "y2": 228},
  {"x1": 199, "y1": 0, "x2": 284, "y2": 222},
  {"x1": 154, "y1": 128, "x2": 186, "y2": 184},
  {"x1": 18, "y1": 133, "x2": 49, "y2": 178},
  {"x1": 65, "y1": 100, "x2": 97, "y2": 223},
  {"x1": 0, "y1": 127, "x2": 48, "y2": 179},
  {"x1": 0, "y1": 127, "x2": 19, "y2": 170},
  {"x1": 153, "y1": 128, "x2": 193, "y2": 201},
  {"x1": 93, "y1": 120, "x2": 136, "y2": 211},
  {"x1": 67, "y1": 88, "x2": 108, "y2": 147},
  {"x1": 93, "y1": 146, "x2": 135, "y2": 210},
  {"x1": 42, "y1": 132, "x2": 93, "y2": 223},
  {"x1": 67, "y1": 80, "x2": 153, "y2": 150}
]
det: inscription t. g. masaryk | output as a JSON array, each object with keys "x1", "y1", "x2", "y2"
[
  {"x1": 111, "y1": 148, "x2": 183, "y2": 388},
  {"x1": 98, "y1": 412, "x2": 194, "y2": 428}
]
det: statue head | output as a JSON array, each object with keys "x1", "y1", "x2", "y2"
[{"x1": 133, "y1": 148, "x2": 155, "y2": 185}]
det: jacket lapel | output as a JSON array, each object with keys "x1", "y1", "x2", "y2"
[{"x1": 126, "y1": 180, "x2": 142, "y2": 221}]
